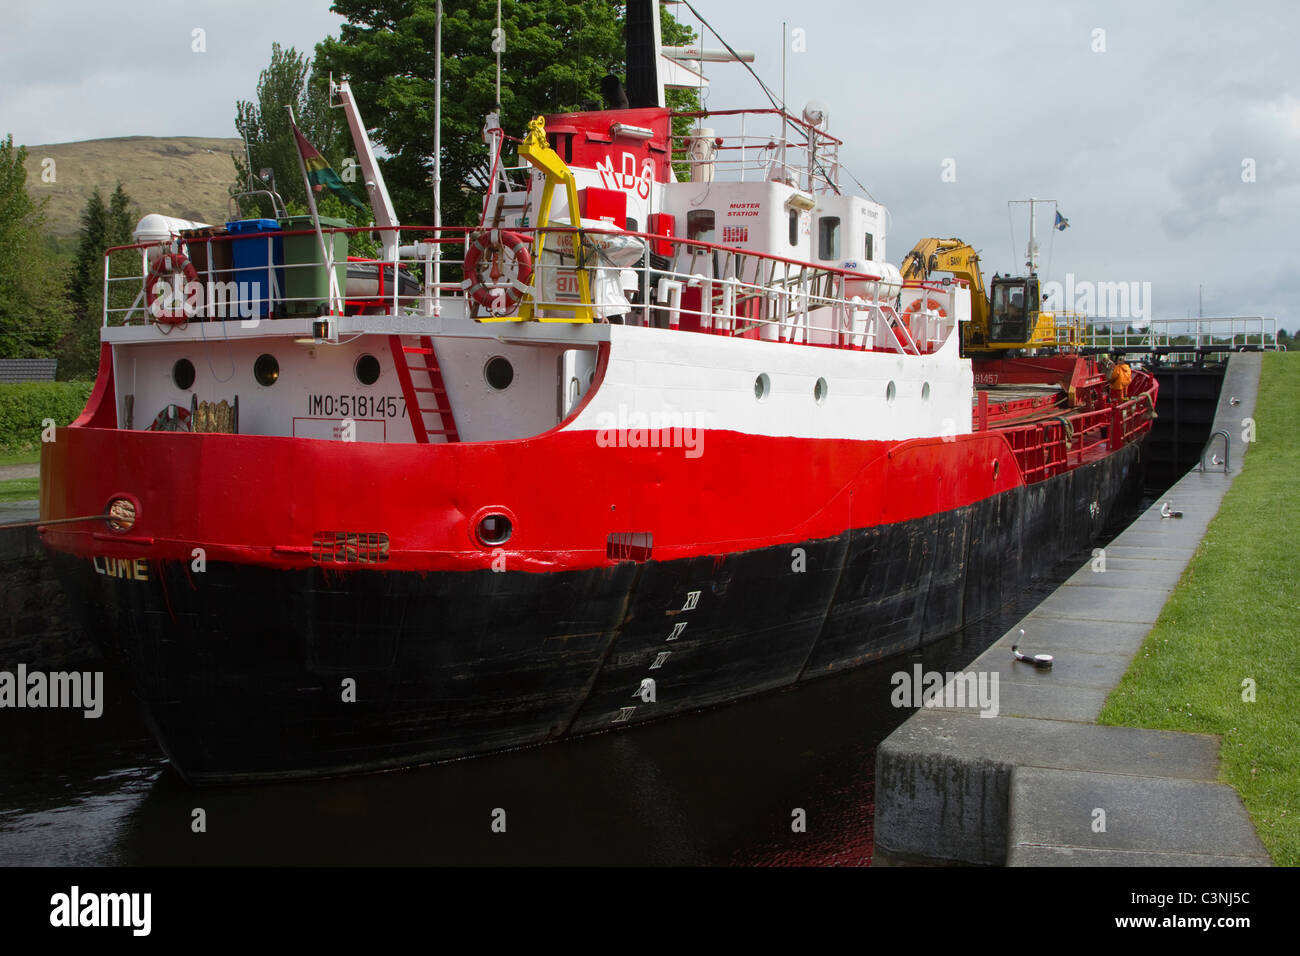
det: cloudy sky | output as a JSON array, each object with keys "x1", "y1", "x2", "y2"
[{"x1": 2, "y1": 0, "x2": 1295, "y2": 330}]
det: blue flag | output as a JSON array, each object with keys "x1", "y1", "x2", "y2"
[{"x1": 1055, "y1": 211, "x2": 1070, "y2": 231}]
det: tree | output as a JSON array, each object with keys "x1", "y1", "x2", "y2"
[
  {"x1": 59, "y1": 183, "x2": 136, "y2": 379},
  {"x1": 314, "y1": 0, "x2": 697, "y2": 228},
  {"x1": 233, "y1": 43, "x2": 359, "y2": 220},
  {"x1": 0, "y1": 134, "x2": 70, "y2": 360}
]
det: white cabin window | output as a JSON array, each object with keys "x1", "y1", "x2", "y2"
[
  {"x1": 818, "y1": 217, "x2": 841, "y2": 260},
  {"x1": 864, "y1": 233, "x2": 874, "y2": 261},
  {"x1": 788, "y1": 210, "x2": 798, "y2": 247}
]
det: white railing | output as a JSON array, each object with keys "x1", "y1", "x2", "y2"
[
  {"x1": 669, "y1": 109, "x2": 841, "y2": 193},
  {"x1": 103, "y1": 225, "x2": 957, "y2": 357},
  {"x1": 1083, "y1": 317, "x2": 1279, "y2": 353}
]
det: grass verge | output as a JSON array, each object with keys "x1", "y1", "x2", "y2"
[
  {"x1": 0, "y1": 449, "x2": 40, "y2": 467},
  {"x1": 1099, "y1": 352, "x2": 1300, "y2": 865},
  {"x1": 0, "y1": 477, "x2": 39, "y2": 503}
]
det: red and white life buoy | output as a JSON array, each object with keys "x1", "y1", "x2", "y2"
[
  {"x1": 149, "y1": 404, "x2": 191, "y2": 432},
  {"x1": 462, "y1": 229, "x2": 533, "y2": 316},
  {"x1": 145, "y1": 249, "x2": 199, "y2": 324},
  {"x1": 902, "y1": 296, "x2": 947, "y2": 335}
]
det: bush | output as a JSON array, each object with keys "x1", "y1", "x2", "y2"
[{"x1": 0, "y1": 381, "x2": 95, "y2": 453}]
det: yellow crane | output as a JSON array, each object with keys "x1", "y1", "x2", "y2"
[{"x1": 899, "y1": 237, "x2": 1084, "y2": 354}]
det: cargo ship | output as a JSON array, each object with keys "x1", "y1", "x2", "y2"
[{"x1": 38, "y1": 2, "x2": 1155, "y2": 783}]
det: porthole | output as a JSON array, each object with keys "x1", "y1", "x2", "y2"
[
  {"x1": 484, "y1": 356, "x2": 514, "y2": 391},
  {"x1": 172, "y1": 358, "x2": 195, "y2": 391},
  {"x1": 254, "y1": 353, "x2": 279, "y2": 387},
  {"x1": 476, "y1": 513, "x2": 513, "y2": 546},
  {"x1": 814, "y1": 377, "x2": 828, "y2": 405},
  {"x1": 886, "y1": 380, "x2": 896, "y2": 405},
  {"x1": 754, "y1": 373, "x2": 771, "y2": 401},
  {"x1": 106, "y1": 497, "x2": 137, "y2": 532},
  {"x1": 355, "y1": 353, "x2": 381, "y2": 386},
  {"x1": 922, "y1": 381, "x2": 931, "y2": 402}
]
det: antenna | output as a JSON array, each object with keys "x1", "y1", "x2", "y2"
[
  {"x1": 494, "y1": 0, "x2": 503, "y2": 111},
  {"x1": 781, "y1": 22, "x2": 787, "y2": 182}
]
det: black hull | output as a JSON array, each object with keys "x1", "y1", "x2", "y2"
[{"x1": 48, "y1": 441, "x2": 1146, "y2": 784}]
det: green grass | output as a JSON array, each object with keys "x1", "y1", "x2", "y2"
[
  {"x1": 0, "y1": 477, "x2": 38, "y2": 502},
  {"x1": 0, "y1": 449, "x2": 40, "y2": 467},
  {"x1": 1099, "y1": 352, "x2": 1300, "y2": 865}
]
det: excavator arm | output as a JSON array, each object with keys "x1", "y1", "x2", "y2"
[
  {"x1": 899, "y1": 238, "x2": 990, "y2": 344},
  {"x1": 899, "y1": 238, "x2": 986, "y2": 300}
]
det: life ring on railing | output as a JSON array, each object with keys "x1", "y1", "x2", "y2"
[
  {"x1": 144, "y1": 249, "x2": 199, "y2": 324},
  {"x1": 149, "y1": 404, "x2": 191, "y2": 432},
  {"x1": 462, "y1": 229, "x2": 533, "y2": 316},
  {"x1": 901, "y1": 296, "x2": 947, "y2": 335}
]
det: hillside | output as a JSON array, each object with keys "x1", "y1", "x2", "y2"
[{"x1": 21, "y1": 136, "x2": 243, "y2": 238}]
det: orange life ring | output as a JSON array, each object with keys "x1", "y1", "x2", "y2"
[
  {"x1": 901, "y1": 296, "x2": 948, "y2": 335},
  {"x1": 462, "y1": 229, "x2": 534, "y2": 316},
  {"x1": 145, "y1": 249, "x2": 200, "y2": 324}
]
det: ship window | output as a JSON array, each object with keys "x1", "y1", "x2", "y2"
[
  {"x1": 626, "y1": 217, "x2": 639, "y2": 232},
  {"x1": 355, "y1": 353, "x2": 381, "y2": 386},
  {"x1": 818, "y1": 217, "x2": 841, "y2": 260},
  {"x1": 484, "y1": 356, "x2": 514, "y2": 391},
  {"x1": 754, "y1": 373, "x2": 771, "y2": 401},
  {"x1": 922, "y1": 381, "x2": 931, "y2": 402},
  {"x1": 864, "y1": 233, "x2": 874, "y2": 261},
  {"x1": 788, "y1": 210, "x2": 798, "y2": 246},
  {"x1": 886, "y1": 380, "x2": 896, "y2": 405},
  {"x1": 814, "y1": 377, "x2": 828, "y2": 405},
  {"x1": 476, "y1": 513, "x2": 513, "y2": 546},
  {"x1": 254, "y1": 353, "x2": 279, "y2": 387},
  {"x1": 173, "y1": 358, "x2": 196, "y2": 391},
  {"x1": 687, "y1": 210, "x2": 715, "y2": 243}
]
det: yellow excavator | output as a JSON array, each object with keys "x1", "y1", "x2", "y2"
[{"x1": 899, "y1": 238, "x2": 1084, "y2": 354}]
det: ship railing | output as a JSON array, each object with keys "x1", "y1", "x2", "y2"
[
  {"x1": 545, "y1": 226, "x2": 935, "y2": 353},
  {"x1": 101, "y1": 225, "x2": 474, "y2": 328},
  {"x1": 1047, "y1": 310, "x2": 1088, "y2": 346},
  {"x1": 101, "y1": 224, "x2": 943, "y2": 357},
  {"x1": 669, "y1": 108, "x2": 842, "y2": 193},
  {"x1": 991, "y1": 370, "x2": 1157, "y2": 484}
]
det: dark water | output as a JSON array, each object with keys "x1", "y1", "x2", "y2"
[{"x1": 0, "y1": 505, "x2": 1147, "y2": 867}]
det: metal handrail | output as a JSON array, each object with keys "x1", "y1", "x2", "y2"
[{"x1": 1198, "y1": 429, "x2": 1231, "y2": 473}]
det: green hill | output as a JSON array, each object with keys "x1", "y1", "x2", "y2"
[{"x1": 21, "y1": 136, "x2": 243, "y2": 239}]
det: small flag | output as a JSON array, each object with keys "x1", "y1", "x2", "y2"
[
  {"x1": 290, "y1": 120, "x2": 370, "y2": 214},
  {"x1": 1055, "y1": 211, "x2": 1070, "y2": 231}
]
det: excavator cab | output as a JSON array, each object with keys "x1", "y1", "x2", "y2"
[{"x1": 989, "y1": 275, "x2": 1040, "y2": 345}]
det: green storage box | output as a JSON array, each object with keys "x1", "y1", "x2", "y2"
[{"x1": 278, "y1": 215, "x2": 350, "y2": 316}]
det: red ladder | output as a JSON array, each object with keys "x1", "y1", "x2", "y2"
[{"x1": 388, "y1": 334, "x2": 459, "y2": 443}]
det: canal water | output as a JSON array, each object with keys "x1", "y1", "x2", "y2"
[{"x1": 0, "y1": 503, "x2": 1148, "y2": 867}]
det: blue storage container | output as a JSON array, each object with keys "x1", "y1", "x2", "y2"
[{"x1": 226, "y1": 219, "x2": 284, "y2": 318}]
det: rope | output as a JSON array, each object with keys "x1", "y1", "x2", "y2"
[{"x1": 4, "y1": 513, "x2": 110, "y2": 530}]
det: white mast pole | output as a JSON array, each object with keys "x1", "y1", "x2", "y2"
[
  {"x1": 781, "y1": 21, "x2": 787, "y2": 183},
  {"x1": 433, "y1": 0, "x2": 442, "y2": 316},
  {"x1": 1027, "y1": 195, "x2": 1037, "y2": 274}
]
